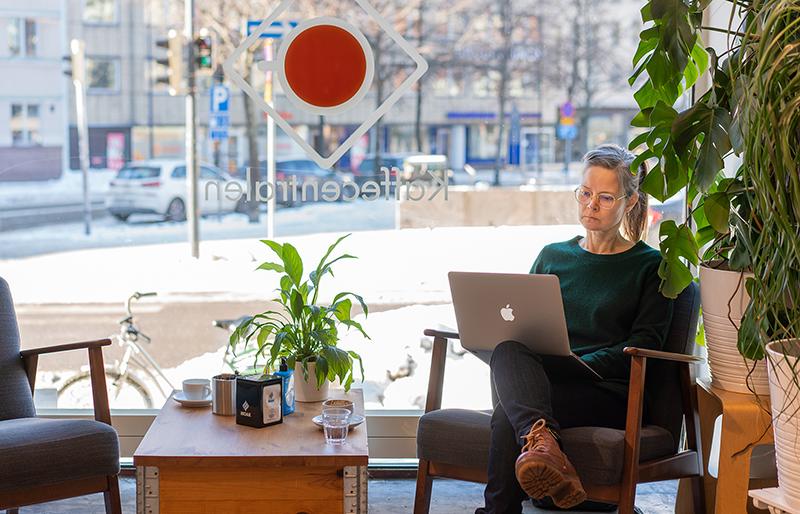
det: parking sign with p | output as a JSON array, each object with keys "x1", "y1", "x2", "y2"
[{"x1": 210, "y1": 85, "x2": 230, "y2": 141}]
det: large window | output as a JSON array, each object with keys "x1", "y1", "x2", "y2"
[
  {"x1": 472, "y1": 70, "x2": 500, "y2": 98},
  {"x1": 87, "y1": 57, "x2": 120, "y2": 91},
  {"x1": 467, "y1": 123, "x2": 502, "y2": 161},
  {"x1": 83, "y1": 0, "x2": 117, "y2": 23},
  {"x1": 1, "y1": 0, "x2": 674, "y2": 432},
  {"x1": 431, "y1": 69, "x2": 464, "y2": 97},
  {"x1": 7, "y1": 18, "x2": 37, "y2": 57},
  {"x1": 10, "y1": 103, "x2": 41, "y2": 146}
]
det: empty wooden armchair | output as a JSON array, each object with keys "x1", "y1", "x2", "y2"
[{"x1": 0, "y1": 277, "x2": 122, "y2": 514}]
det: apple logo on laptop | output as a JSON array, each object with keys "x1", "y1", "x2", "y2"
[{"x1": 500, "y1": 304, "x2": 515, "y2": 322}]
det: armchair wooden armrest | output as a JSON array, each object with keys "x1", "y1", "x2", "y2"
[
  {"x1": 422, "y1": 328, "x2": 460, "y2": 340},
  {"x1": 421, "y1": 329, "x2": 460, "y2": 414},
  {"x1": 20, "y1": 338, "x2": 114, "y2": 425},
  {"x1": 619, "y1": 345, "x2": 703, "y2": 503},
  {"x1": 623, "y1": 346, "x2": 704, "y2": 363},
  {"x1": 20, "y1": 338, "x2": 112, "y2": 357}
]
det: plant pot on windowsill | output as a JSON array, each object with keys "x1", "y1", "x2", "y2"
[
  {"x1": 766, "y1": 339, "x2": 800, "y2": 509},
  {"x1": 699, "y1": 262, "x2": 769, "y2": 395}
]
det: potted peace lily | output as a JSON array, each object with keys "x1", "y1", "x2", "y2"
[
  {"x1": 631, "y1": 0, "x2": 800, "y2": 505},
  {"x1": 229, "y1": 234, "x2": 370, "y2": 402}
]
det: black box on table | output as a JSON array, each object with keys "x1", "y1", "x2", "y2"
[{"x1": 235, "y1": 374, "x2": 283, "y2": 428}]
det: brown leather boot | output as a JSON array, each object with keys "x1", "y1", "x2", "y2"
[{"x1": 514, "y1": 418, "x2": 587, "y2": 508}]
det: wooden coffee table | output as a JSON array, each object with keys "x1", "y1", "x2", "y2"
[{"x1": 134, "y1": 388, "x2": 368, "y2": 514}]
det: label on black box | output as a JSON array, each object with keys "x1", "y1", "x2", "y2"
[{"x1": 263, "y1": 382, "x2": 282, "y2": 424}]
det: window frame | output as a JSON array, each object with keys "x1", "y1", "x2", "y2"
[
  {"x1": 86, "y1": 55, "x2": 122, "y2": 94},
  {"x1": 7, "y1": 18, "x2": 37, "y2": 58},
  {"x1": 9, "y1": 102, "x2": 42, "y2": 147},
  {"x1": 82, "y1": 0, "x2": 120, "y2": 26}
]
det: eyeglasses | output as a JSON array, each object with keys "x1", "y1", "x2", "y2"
[{"x1": 574, "y1": 186, "x2": 628, "y2": 210}]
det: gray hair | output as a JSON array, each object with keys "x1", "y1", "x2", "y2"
[{"x1": 582, "y1": 144, "x2": 649, "y2": 241}]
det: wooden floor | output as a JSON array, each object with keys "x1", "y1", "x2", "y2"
[{"x1": 12, "y1": 475, "x2": 679, "y2": 513}]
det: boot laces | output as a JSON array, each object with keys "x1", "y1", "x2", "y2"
[{"x1": 521, "y1": 418, "x2": 551, "y2": 453}]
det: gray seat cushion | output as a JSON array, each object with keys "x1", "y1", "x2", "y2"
[
  {"x1": 0, "y1": 417, "x2": 120, "y2": 491},
  {"x1": 417, "y1": 408, "x2": 675, "y2": 486}
]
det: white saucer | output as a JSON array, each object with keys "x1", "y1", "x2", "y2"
[
  {"x1": 173, "y1": 391, "x2": 212, "y2": 407},
  {"x1": 312, "y1": 413, "x2": 365, "y2": 431}
]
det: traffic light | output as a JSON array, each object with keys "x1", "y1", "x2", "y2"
[
  {"x1": 63, "y1": 39, "x2": 86, "y2": 82},
  {"x1": 62, "y1": 55, "x2": 72, "y2": 77},
  {"x1": 195, "y1": 35, "x2": 213, "y2": 74},
  {"x1": 155, "y1": 29, "x2": 184, "y2": 96}
]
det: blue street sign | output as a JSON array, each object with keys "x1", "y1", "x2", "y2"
[
  {"x1": 557, "y1": 124, "x2": 578, "y2": 140},
  {"x1": 247, "y1": 20, "x2": 298, "y2": 39},
  {"x1": 210, "y1": 85, "x2": 230, "y2": 114},
  {"x1": 508, "y1": 105, "x2": 521, "y2": 165},
  {"x1": 210, "y1": 86, "x2": 230, "y2": 141},
  {"x1": 210, "y1": 114, "x2": 229, "y2": 128},
  {"x1": 208, "y1": 116, "x2": 228, "y2": 140}
]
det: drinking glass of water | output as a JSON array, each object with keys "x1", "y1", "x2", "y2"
[{"x1": 322, "y1": 407, "x2": 351, "y2": 445}]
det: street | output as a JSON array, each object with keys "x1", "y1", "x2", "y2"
[{"x1": 0, "y1": 197, "x2": 395, "y2": 259}]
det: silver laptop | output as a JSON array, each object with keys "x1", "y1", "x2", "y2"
[{"x1": 448, "y1": 271, "x2": 602, "y2": 380}]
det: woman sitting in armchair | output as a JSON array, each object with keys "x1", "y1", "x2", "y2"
[{"x1": 477, "y1": 144, "x2": 674, "y2": 513}]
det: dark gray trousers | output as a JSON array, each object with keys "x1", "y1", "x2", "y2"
[{"x1": 480, "y1": 340, "x2": 628, "y2": 514}]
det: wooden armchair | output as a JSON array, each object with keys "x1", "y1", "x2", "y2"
[
  {"x1": 0, "y1": 277, "x2": 121, "y2": 514},
  {"x1": 413, "y1": 282, "x2": 705, "y2": 514}
]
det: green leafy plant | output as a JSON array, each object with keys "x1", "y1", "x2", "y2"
[
  {"x1": 628, "y1": 0, "x2": 757, "y2": 299},
  {"x1": 629, "y1": 0, "x2": 799, "y2": 360},
  {"x1": 229, "y1": 234, "x2": 370, "y2": 391}
]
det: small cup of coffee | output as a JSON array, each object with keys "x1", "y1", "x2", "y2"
[
  {"x1": 182, "y1": 378, "x2": 211, "y2": 400},
  {"x1": 322, "y1": 398, "x2": 354, "y2": 415}
]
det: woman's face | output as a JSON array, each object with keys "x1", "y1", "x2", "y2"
[{"x1": 577, "y1": 166, "x2": 637, "y2": 233}]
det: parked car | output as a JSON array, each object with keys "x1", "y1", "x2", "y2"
[
  {"x1": 351, "y1": 153, "x2": 452, "y2": 187},
  {"x1": 106, "y1": 160, "x2": 247, "y2": 222},
  {"x1": 238, "y1": 158, "x2": 354, "y2": 205}
]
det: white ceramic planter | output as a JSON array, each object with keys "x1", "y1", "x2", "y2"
[
  {"x1": 294, "y1": 361, "x2": 329, "y2": 402},
  {"x1": 766, "y1": 339, "x2": 800, "y2": 508},
  {"x1": 699, "y1": 264, "x2": 770, "y2": 394}
]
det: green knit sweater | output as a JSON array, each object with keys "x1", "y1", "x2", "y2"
[{"x1": 530, "y1": 236, "x2": 674, "y2": 380}]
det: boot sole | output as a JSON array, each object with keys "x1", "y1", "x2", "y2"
[{"x1": 515, "y1": 458, "x2": 587, "y2": 509}]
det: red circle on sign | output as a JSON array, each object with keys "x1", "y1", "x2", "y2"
[{"x1": 283, "y1": 25, "x2": 368, "y2": 108}]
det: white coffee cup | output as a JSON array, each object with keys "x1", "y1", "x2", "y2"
[{"x1": 182, "y1": 378, "x2": 211, "y2": 400}]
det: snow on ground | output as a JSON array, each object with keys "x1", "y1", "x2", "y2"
[
  {"x1": 0, "y1": 169, "x2": 116, "y2": 208},
  {"x1": 1, "y1": 224, "x2": 582, "y2": 305}
]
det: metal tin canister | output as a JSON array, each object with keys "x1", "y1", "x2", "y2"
[{"x1": 212, "y1": 373, "x2": 236, "y2": 416}]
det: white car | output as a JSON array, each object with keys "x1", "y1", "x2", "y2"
[{"x1": 106, "y1": 160, "x2": 247, "y2": 222}]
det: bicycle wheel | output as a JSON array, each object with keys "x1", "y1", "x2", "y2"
[{"x1": 58, "y1": 370, "x2": 153, "y2": 409}]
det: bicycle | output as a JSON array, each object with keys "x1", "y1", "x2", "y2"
[{"x1": 58, "y1": 292, "x2": 176, "y2": 409}]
